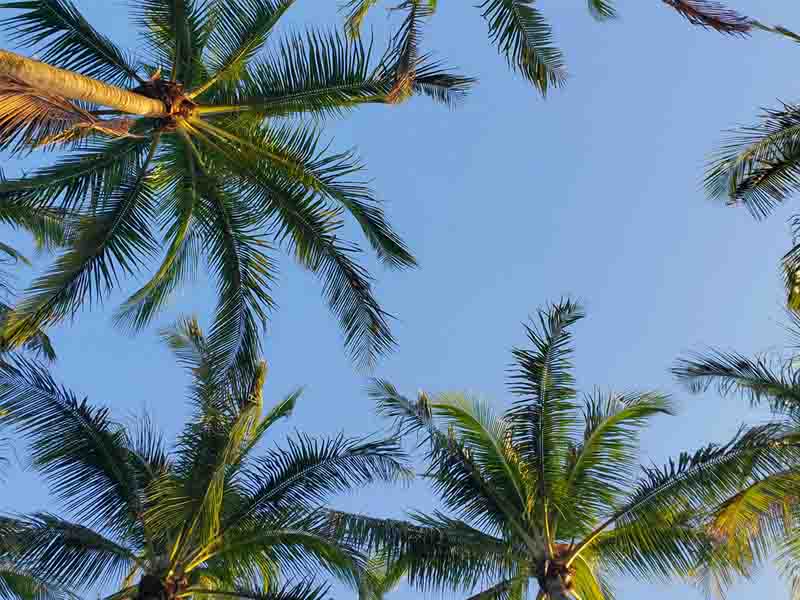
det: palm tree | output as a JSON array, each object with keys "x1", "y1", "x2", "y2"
[
  {"x1": 0, "y1": 316, "x2": 412, "y2": 600},
  {"x1": 0, "y1": 0, "x2": 472, "y2": 370},
  {"x1": 326, "y1": 300, "x2": 799, "y2": 599},
  {"x1": 674, "y1": 317, "x2": 800, "y2": 597},
  {"x1": 340, "y1": 0, "x2": 756, "y2": 96}
]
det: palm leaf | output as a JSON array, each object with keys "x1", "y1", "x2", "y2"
[
  {"x1": 564, "y1": 391, "x2": 673, "y2": 528},
  {"x1": 505, "y1": 299, "x2": 583, "y2": 514},
  {"x1": 132, "y1": 0, "x2": 210, "y2": 85},
  {"x1": 0, "y1": 355, "x2": 150, "y2": 541},
  {"x1": 0, "y1": 514, "x2": 137, "y2": 589},
  {"x1": 477, "y1": 0, "x2": 566, "y2": 95},
  {"x1": 587, "y1": 0, "x2": 615, "y2": 21},
  {"x1": 673, "y1": 349, "x2": 800, "y2": 413},
  {"x1": 0, "y1": 136, "x2": 160, "y2": 349},
  {"x1": 660, "y1": 0, "x2": 752, "y2": 35},
  {"x1": 705, "y1": 103, "x2": 800, "y2": 218},
  {"x1": 0, "y1": 0, "x2": 141, "y2": 85},
  {"x1": 191, "y1": 0, "x2": 295, "y2": 99},
  {"x1": 224, "y1": 434, "x2": 412, "y2": 531}
]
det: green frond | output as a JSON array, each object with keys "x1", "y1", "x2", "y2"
[
  {"x1": 0, "y1": 303, "x2": 56, "y2": 361},
  {"x1": 0, "y1": 355, "x2": 150, "y2": 542},
  {"x1": 0, "y1": 181, "x2": 69, "y2": 251},
  {"x1": 132, "y1": 0, "x2": 210, "y2": 84},
  {"x1": 202, "y1": 30, "x2": 386, "y2": 118},
  {"x1": 224, "y1": 434, "x2": 411, "y2": 532},
  {"x1": 186, "y1": 122, "x2": 395, "y2": 369},
  {"x1": 505, "y1": 299, "x2": 583, "y2": 509},
  {"x1": 705, "y1": 103, "x2": 800, "y2": 218},
  {"x1": 587, "y1": 0, "x2": 616, "y2": 21},
  {"x1": 564, "y1": 391, "x2": 673, "y2": 529},
  {"x1": 477, "y1": 0, "x2": 566, "y2": 95},
  {"x1": 327, "y1": 510, "x2": 514, "y2": 593},
  {"x1": 370, "y1": 380, "x2": 538, "y2": 544},
  {"x1": 186, "y1": 580, "x2": 330, "y2": 600},
  {"x1": 197, "y1": 119, "x2": 416, "y2": 269},
  {"x1": 113, "y1": 141, "x2": 201, "y2": 332},
  {"x1": 430, "y1": 392, "x2": 528, "y2": 515},
  {"x1": 192, "y1": 0, "x2": 295, "y2": 99},
  {"x1": 0, "y1": 134, "x2": 153, "y2": 213},
  {"x1": 0, "y1": 514, "x2": 137, "y2": 590},
  {"x1": 673, "y1": 349, "x2": 800, "y2": 414},
  {"x1": 0, "y1": 0, "x2": 141, "y2": 85},
  {"x1": 179, "y1": 131, "x2": 274, "y2": 378},
  {"x1": 607, "y1": 423, "x2": 800, "y2": 542},
  {"x1": 0, "y1": 136, "x2": 161, "y2": 350},
  {"x1": 0, "y1": 566, "x2": 77, "y2": 600}
]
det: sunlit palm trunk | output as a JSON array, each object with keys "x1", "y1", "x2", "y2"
[{"x1": 0, "y1": 49, "x2": 165, "y2": 115}]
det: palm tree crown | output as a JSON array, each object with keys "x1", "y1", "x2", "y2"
[
  {"x1": 0, "y1": 317, "x2": 412, "y2": 600},
  {"x1": 0, "y1": 0, "x2": 473, "y2": 369},
  {"x1": 328, "y1": 300, "x2": 799, "y2": 599}
]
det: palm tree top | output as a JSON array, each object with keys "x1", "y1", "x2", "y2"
[
  {"x1": 327, "y1": 300, "x2": 800, "y2": 599},
  {"x1": 0, "y1": 316, "x2": 412, "y2": 600},
  {"x1": 0, "y1": 0, "x2": 473, "y2": 370}
]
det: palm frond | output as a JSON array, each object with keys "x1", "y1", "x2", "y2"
[
  {"x1": 673, "y1": 349, "x2": 800, "y2": 414},
  {"x1": 564, "y1": 391, "x2": 673, "y2": 527},
  {"x1": 0, "y1": 565, "x2": 77, "y2": 600},
  {"x1": 187, "y1": 122, "x2": 394, "y2": 369},
  {"x1": 370, "y1": 380, "x2": 540, "y2": 546},
  {"x1": 0, "y1": 178, "x2": 69, "y2": 251},
  {"x1": 113, "y1": 139, "x2": 201, "y2": 332},
  {"x1": 0, "y1": 136, "x2": 160, "y2": 350},
  {"x1": 132, "y1": 0, "x2": 210, "y2": 85},
  {"x1": 0, "y1": 514, "x2": 137, "y2": 589},
  {"x1": 429, "y1": 392, "x2": 528, "y2": 516},
  {"x1": 594, "y1": 422, "x2": 800, "y2": 552},
  {"x1": 0, "y1": 0, "x2": 142, "y2": 85},
  {"x1": 200, "y1": 30, "x2": 471, "y2": 117},
  {"x1": 0, "y1": 75, "x2": 95, "y2": 154},
  {"x1": 225, "y1": 434, "x2": 412, "y2": 531},
  {"x1": 587, "y1": 0, "x2": 616, "y2": 21},
  {"x1": 705, "y1": 103, "x2": 800, "y2": 218},
  {"x1": 192, "y1": 0, "x2": 295, "y2": 99},
  {"x1": 199, "y1": 119, "x2": 416, "y2": 269},
  {"x1": 477, "y1": 0, "x2": 566, "y2": 95},
  {"x1": 0, "y1": 355, "x2": 150, "y2": 541},
  {"x1": 327, "y1": 510, "x2": 513, "y2": 593},
  {"x1": 660, "y1": 0, "x2": 752, "y2": 35},
  {"x1": 505, "y1": 299, "x2": 583, "y2": 509},
  {"x1": 341, "y1": 0, "x2": 380, "y2": 38},
  {"x1": 181, "y1": 134, "x2": 274, "y2": 379},
  {"x1": 383, "y1": 0, "x2": 434, "y2": 104},
  {"x1": 185, "y1": 580, "x2": 330, "y2": 600}
]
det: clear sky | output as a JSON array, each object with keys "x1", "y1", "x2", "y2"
[{"x1": 3, "y1": 0, "x2": 800, "y2": 598}]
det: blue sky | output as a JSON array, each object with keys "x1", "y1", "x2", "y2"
[{"x1": 3, "y1": 0, "x2": 800, "y2": 598}]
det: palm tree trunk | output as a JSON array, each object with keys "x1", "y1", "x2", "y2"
[{"x1": 0, "y1": 49, "x2": 165, "y2": 115}]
